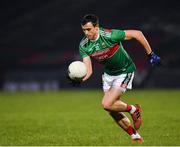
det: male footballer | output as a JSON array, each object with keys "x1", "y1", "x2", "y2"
[{"x1": 70, "y1": 14, "x2": 161, "y2": 142}]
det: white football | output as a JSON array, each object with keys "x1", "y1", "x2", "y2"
[{"x1": 68, "y1": 61, "x2": 87, "y2": 81}]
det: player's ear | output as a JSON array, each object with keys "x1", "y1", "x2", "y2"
[
  {"x1": 95, "y1": 24, "x2": 99, "y2": 28},
  {"x1": 95, "y1": 24, "x2": 99, "y2": 31}
]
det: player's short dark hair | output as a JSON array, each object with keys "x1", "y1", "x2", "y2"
[{"x1": 81, "y1": 14, "x2": 99, "y2": 27}]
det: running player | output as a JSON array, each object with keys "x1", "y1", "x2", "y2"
[{"x1": 71, "y1": 14, "x2": 161, "y2": 142}]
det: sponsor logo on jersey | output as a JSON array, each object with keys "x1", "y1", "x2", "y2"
[{"x1": 90, "y1": 44, "x2": 120, "y2": 61}]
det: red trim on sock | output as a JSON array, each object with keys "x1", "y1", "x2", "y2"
[
  {"x1": 125, "y1": 104, "x2": 132, "y2": 112},
  {"x1": 126, "y1": 125, "x2": 135, "y2": 135}
]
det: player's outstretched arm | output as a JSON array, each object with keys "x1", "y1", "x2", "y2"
[
  {"x1": 124, "y1": 30, "x2": 152, "y2": 55},
  {"x1": 82, "y1": 56, "x2": 93, "y2": 81},
  {"x1": 124, "y1": 30, "x2": 161, "y2": 66}
]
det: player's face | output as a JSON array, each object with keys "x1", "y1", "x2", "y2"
[{"x1": 81, "y1": 22, "x2": 99, "y2": 40}]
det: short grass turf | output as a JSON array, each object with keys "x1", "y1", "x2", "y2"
[{"x1": 0, "y1": 89, "x2": 180, "y2": 146}]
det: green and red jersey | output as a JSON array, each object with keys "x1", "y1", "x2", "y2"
[{"x1": 79, "y1": 27, "x2": 136, "y2": 75}]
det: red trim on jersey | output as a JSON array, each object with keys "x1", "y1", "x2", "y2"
[
  {"x1": 105, "y1": 29, "x2": 112, "y2": 32},
  {"x1": 90, "y1": 44, "x2": 120, "y2": 61}
]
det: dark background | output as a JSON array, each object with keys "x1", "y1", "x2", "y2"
[{"x1": 0, "y1": 0, "x2": 180, "y2": 91}]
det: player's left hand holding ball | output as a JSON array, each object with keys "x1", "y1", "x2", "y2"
[
  {"x1": 66, "y1": 75, "x2": 82, "y2": 87},
  {"x1": 67, "y1": 61, "x2": 87, "y2": 87}
]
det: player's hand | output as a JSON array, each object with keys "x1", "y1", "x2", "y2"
[
  {"x1": 66, "y1": 75, "x2": 82, "y2": 87},
  {"x1": 148, "y1": 51, "x2": 161, "y2": 66}
]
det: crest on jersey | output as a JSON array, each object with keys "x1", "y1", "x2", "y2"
[{"x1": 102, "y1": 42, "x2": 107, "y2": 49}]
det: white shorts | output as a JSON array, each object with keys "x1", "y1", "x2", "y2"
[{"x1": 102, "y1": 72, "x2": 134, "y2": 93}]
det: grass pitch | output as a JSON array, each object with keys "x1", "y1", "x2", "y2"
[{"x1": 0, "y1": 89, "x2": 180, "y2": 146}]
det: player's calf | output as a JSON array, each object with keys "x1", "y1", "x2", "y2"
[{"x1": 126, "y1": 104, "x2": 142, "y2": 130}]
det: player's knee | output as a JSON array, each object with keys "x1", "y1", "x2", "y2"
[{"x1": 101, "y1": 101, "x2": 112, "y2": 111}]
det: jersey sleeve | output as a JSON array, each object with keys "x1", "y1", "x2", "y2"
[
  {"x1": 111, "y1": 29, "x2": 125, "y2": 42},
  {"x1": 79, "y1": 45, "x2": 88, "y2": 58}
]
